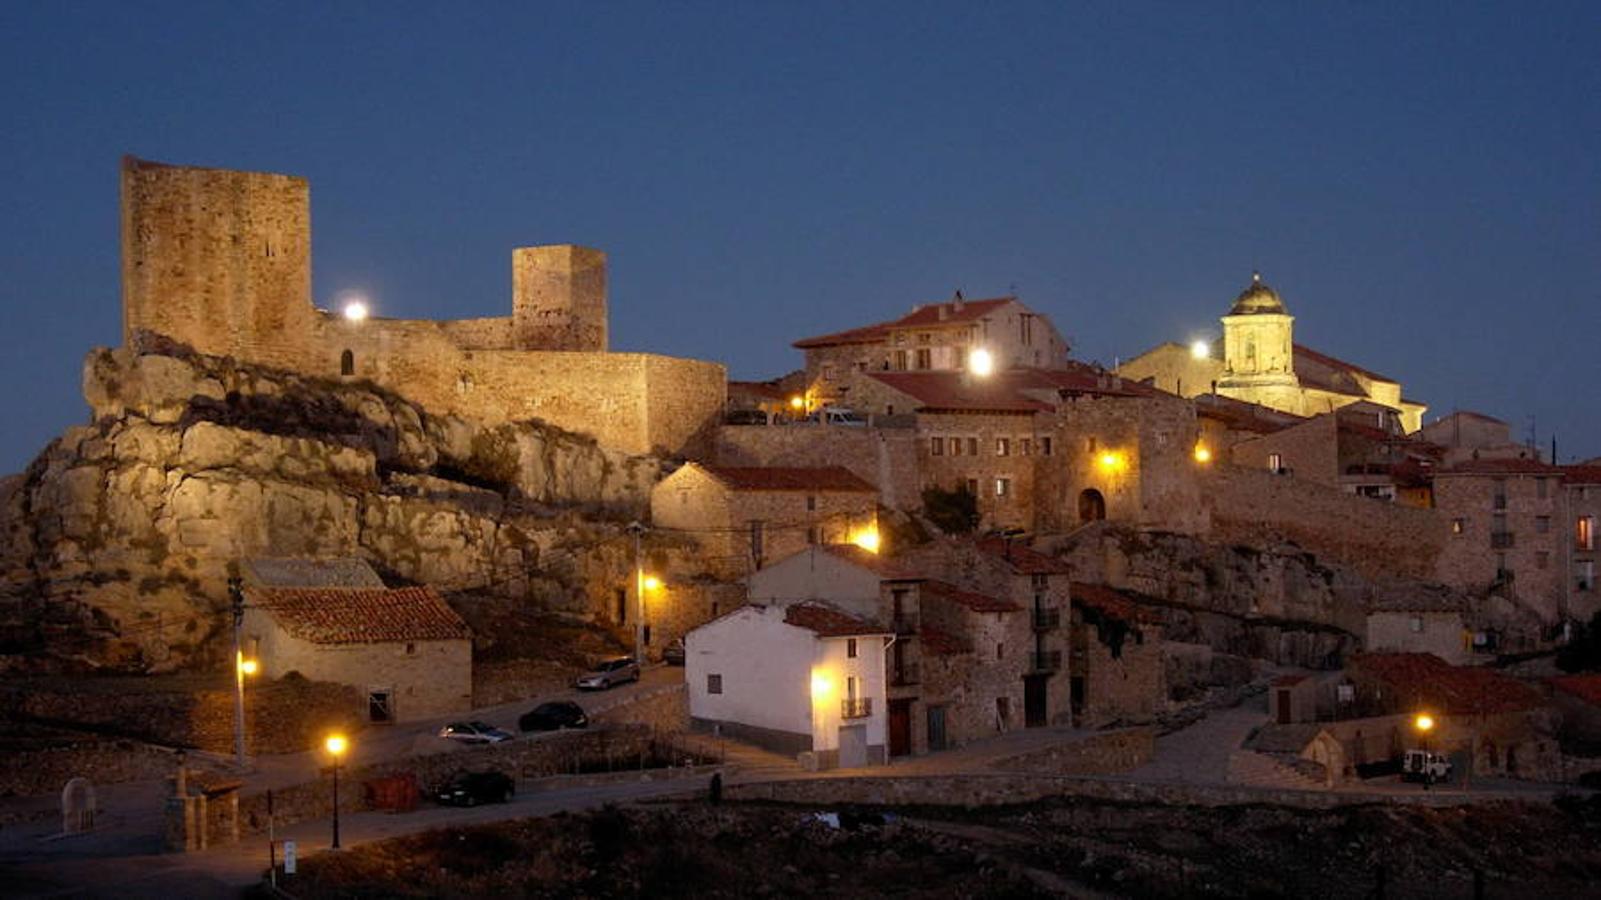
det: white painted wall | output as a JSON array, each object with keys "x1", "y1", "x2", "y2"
[
  {"x1": 748, "y1": 547, "x2": 883, "y2": 620},
  {"x1": 809, "y1": 627, "x2": 889, "y2": 752}
]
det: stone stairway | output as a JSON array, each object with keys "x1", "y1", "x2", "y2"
[{"x1": 1227, "y1": 750, "x2": 1329, "y2": 791}]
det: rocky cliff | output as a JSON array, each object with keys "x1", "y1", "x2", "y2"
[{"x1": 0, "y1": 345, "x2": 664, "y2": 672}]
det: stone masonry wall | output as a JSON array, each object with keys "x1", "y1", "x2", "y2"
[
  {"x1": 714, "y1": 425, "x2": 921, "y2": 512},
  {"x1": 993, "y1": 727, "x2": 1156, "y2": 775}
]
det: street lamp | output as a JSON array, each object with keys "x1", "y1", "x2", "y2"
[
  {"x1": 325, "y1": 734, "x2": 348, "y2": 849},
  {"x1": 1414, "y1": 713, "x2": 1435, "y2": 790},
  {"x1": 969, "y1": 348, "x2": 995, "y2": 377}
]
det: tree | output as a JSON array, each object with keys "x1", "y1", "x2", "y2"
[
  {"x1": 1556, "y1": 611, "x2": 1601, "y2": 673},
  {"x1": 921, "y1": 484, "x2": 979, "y2": 534}
]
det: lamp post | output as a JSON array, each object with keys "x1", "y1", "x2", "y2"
[
  {"x1": 1414, "y1": 713, "x2": 1435, "y2": 790},
  {"x1": 227, "y1": 577, "x2": 257, "y2": 771},
  {"x1": 325, "y1": 734, "x2": 348, "y2": 849},
  {"x1": 627, "y1": 521, "x2": 648, "y2": 664}
]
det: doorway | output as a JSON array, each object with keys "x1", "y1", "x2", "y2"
[
  {"x1": 888, "y1": 699, "x2": 913, "y2": 757},
  {"x1": 1276, "y1": 689, "x2": 1292, "y2": 724},
  {"x1": 1024, "y1": 675, "x2": 1048, "y2": 728},
  {"x1": 927, "y1": 706, "x2": 948, "y2": 751},
  {"x1": 838, "y1": 724, "x2": 868, "y2": 768},
  {"x1": 1070, "y1": 675, "x2": 1086, "y2": 720},
  {"x1": 1078, "y1": 488, "x2": 1106, "y2": 522},
  {"x1": 368, "y1": 688, "x2": 394, "y2": 724}
]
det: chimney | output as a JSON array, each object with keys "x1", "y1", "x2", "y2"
[{"x1": 953, "y1": 290, "x2": 965, "y2": 313}]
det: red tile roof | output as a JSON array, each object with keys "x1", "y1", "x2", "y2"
[
  {"x1": 1550, "y1": 674, "x2": 1601, "y2": 707},
  {"x1": 921, "y1": 579, "x2": 1019, "y2": 613},
  {"x1": 699, "y1": 465, "x2": 877, "y2": 493},
  {"x1": 1293, "y1": 344, "x2": 1397, "y2": 386},
  {"x1": 783, "y1": 602, "x2": 889, "y2": 637},
  {"x1": 919, "y1": 624, "x2": 969, "y2": 656},
  {"x1": 1349, "y1": 652, "x2": 1544, "y2": 715},
  {"x1": 816, "y1": 544, "x2": 919, "y2": 580},
  {"x1": 248, "y1": 586, "x2": 471, "y2": 645},
  {"x1": 1562, "y1": 466, "x2": 1601, "y2": 486},
  {"x1": 1437, "y1": 458, "x2": 1562, "y2": 477},
  {"x1": 793, "y1": 298, "x2": 1015, "y2": 349},
  {"x1": 1194, "y1": 393, "x2": 1305, "y2": 434},
  {"x1": 973, "y1": 537, "x2": 1071, "y2": 575},
  {"x1": 1071, "y1": 582, "x2": 1162, "y2": 624}
]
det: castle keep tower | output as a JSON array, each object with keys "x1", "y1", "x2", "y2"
[
  {"x1": 1218, "y1": 271, "x2": 1300, "y2": 413},
  {"x1": 512, "y1": 245, "x2": 607, "y2": 352},
  {"x1": 120, "y1": 157, "x2": 314, "y2": 368}
]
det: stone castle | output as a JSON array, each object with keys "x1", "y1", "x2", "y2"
[{"x1": 120, "y1": 156, "x2": 725, "y2": 456}]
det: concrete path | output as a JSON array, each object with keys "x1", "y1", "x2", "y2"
[{"x1": 1116, "y1": 703, "x2": 1267, "y2": 785}]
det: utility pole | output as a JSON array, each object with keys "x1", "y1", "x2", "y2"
[
  {"x1": 229, "y1": 577, "x2": 247, "y2": 770},
  {"x1": 627, "y1": 521, "x2": 647, "y2": 664}
]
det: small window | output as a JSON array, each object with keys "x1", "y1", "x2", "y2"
[
  {"x1": 966, "y1": 437, "x2": 979, "y2": 456},
  {"x1": 1268, "y1": 453, "x2": 1283, "y2": 471},
  {"x1": 1019, "y1": 438, "x2": 1032, "y2": 457},
  {"x1": 807, "y1": 526, "x2": 818, "y2": 544},
  {"x1": 996, "y1": 438, "x2": 1011, "y2": 457},
  {"x1": 643, "y1": 625, "x2": 652, "y2": 645},
  {"x1": 996, "y1": 642, "x2": 1004, "y2": 660},
  {"x1": 1537, "y1": 516, "x2": 1550, "y2": 534},
  {"x1": 965, "y1": 478, "x2": 979, "y2": 496},
  {"x1": 405, "y1": 642, "x2": 417, "y2": 656},
  {"x1": 995, "y1": 477, "x2": 1011, "y2": 498},
  {"x1": 1041, "y1": 437, "x2": 1053, "y2": 456},
  {"x1": 931, "y1": 436, "x2": 944, "y2": 456},
  {"x1": 806, "y1": 495, "x2": 817, "y2": 511},
  {"x1": 1580, "y1": 516, "x2": 1595, "y2": 551},
  {"x1": 915, "y1": 348, "x2": 932, "y2": 370},
  {"x1": 950, "y1": 437, "x2": 963, "y2": 456},
  {"x1": 1086, "y1": 437, "x2": 1097, "y2": 453},
  {"x1": 1409, "y1": 616, "x2": 1423, "y2": 633},
  {"x1": 339, "y1": 349, "x2": 355, "y2": 376},
  {"x1": 1452, "y1": 518, "x2": 1466, "y2": 535},
  {"x1": 847, "y1": 638, "x2": 858, "y2": 658},
  {"x1": 707, "y1": 674, "x2": 723, "y2": 695}
]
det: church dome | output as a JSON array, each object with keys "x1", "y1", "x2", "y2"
[{"x1": 1229, "y1": 271, "x2": 1287, "y2": 316}]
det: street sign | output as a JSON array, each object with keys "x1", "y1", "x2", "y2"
[{"x1": 283, "y1": 840, "x2": 297, "y2": 874}]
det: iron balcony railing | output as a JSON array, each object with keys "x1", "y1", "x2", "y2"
[
  {"x1": 1029, "y1": 651, "x2": 1063, "y2": 673},
  {"x1": 1032, "y1": 607, "x2": 1061, "y2": 631},
  {"x1": 891, "y1": 663, "x2": 921, "y2": 686},
  {"x1": 841, "y1": 697, "x2": 872, "y2": 719},
  {"x1": 891, "y1": 614, "x2": 919, "y2": 636}
]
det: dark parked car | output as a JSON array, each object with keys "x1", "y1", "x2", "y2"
[
  {"x1": 662, "y1": 638, "x2": 686, "y2": 666},
  {"x1": 725, "y1": 408, "x2": 770, "y2": 425},
  {"x1": 576, "y1": 656, "x2": 641, "y2": 690},
  {"x1": 519, "y1": 700, "x2": 588, "y2": 732},
  {"x1": 435, "y1": 770, "x2": 515, "y2": 807}
]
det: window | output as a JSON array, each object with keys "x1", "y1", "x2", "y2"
[
  {"x1": 915, "y1": 348, "x2": 932, "y2": 370},
  {"x1": 965, "y1": 478, "x2": 979, "y2": 496},
  {"x1": 1536, "y1": 551, "x2": 1549, "y2": 569},
  {"x1": 931, "y1": 437, "x2": 944, "y2": 456},
  {"x1": 996, "y1": 642, "x2": 1004, "y2": 660},
  {"x1": 995, "y1": 477, "x2": 1012, "y2": 498},
  {"x1": 1041, "y1": 437, "x2": 1053, "y2": 456},
  {"x1": 807, "y1": 526, "x2": 818, "y2": 545},
  {"x1": 1019, "y1": 438, "x2": 1032, "y2": 456},
  {"x1": 806, "y1": 494, "x2": 817, "y2": 511},
  {"x1": 1537, "y1": 478, "x2": 1549, "y2": 499},
  {"x1": 847, "y1": 638, "x2": 858, "y2": 658},
  {"x1": 846, "y1": 675, "x2": 860, "y2": 701},
  {"x1": 643, "y1": 624, "x2": 652, "y2": 645},
  {"x1": 405, "y1": 642, "x2": 417, "y2": 656},
  {"x1": 1578, "y1": 561, "x2": 1595, "y2": 592},
  {"x1": 1451, "y1": 518, "x2": 1466, "y2": 535},
  {"x1": 1580, "y1": 516, "x2": 1595, "y2": 551},
  {"x1": 1537, "y1": 516, "x2": 1550, "y2": 534},
  {"x1": 821, "y1": 363, "x2": 835, "y2": 382},
  {"x1": 1409, "y1": 616, "x2": 1423, "y2": 633},
  {"x1": 1493, "y1": 479, "x2": 1507, "y2": 509},
  {"x1": 954, "y1": 347, "x2": 967, "y2": 369},
  {"x1": 1268, "y1": 453, "x2": 1283, "y2": 472},
  {"x1": 996, "y1": 438, "x2": 1010, "y2": 457},
  {"x1": 1032, "y1": 574, "x2": 1048, "y2": 591},
  {"x1": 1086, "y1": 437, "x2": 1097, "y2": 453},
  {"x1": 950, "y1": 437, "x2": 963, "y2": 456},
  {"x1": 893, "y1": 350, "x2": 908, "y2": 370},
  {"x1": 967, "y1": 437, "x2": 979, "y2": 456},
  {"x1": 339, "y1": 349, "x2": 354, "y2": 376},
  {"x1": 749, "y1": 520, "x2": 765, "y2": 564},
  {"x1": 918, "y1": 332, "x2": 932, "y2": 345},
  {"x1": 707, "y1": 674, "x2": 723, "y2": 695}
]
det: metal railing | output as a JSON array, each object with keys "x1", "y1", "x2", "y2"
[
  {"x1": 841, "y1": 697, "x2": 873, "y2": 719},
  {"x1": 1029, "y1": 651, "x2": 1062, "y2": 673},
  {"x1": 1032, "y1": 607, "x2": 1061, "y2": 630}
]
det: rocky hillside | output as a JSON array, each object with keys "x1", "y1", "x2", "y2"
[{"x1": 0, "y1": 344, "x2": 664, "y2": 672}]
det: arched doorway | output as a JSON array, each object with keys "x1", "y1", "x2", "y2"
[
  {"x1": 340, "y1": 349, "x2": 354, "y2": 376},
  {"x1": 1078, "y1": 488, "x2": 1106, "y2": 523}
]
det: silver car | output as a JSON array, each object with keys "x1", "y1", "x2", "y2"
[
  {"x1": 575, "y1": 656, "x2": 640, "y2": 690},
  {"x1": 438, "y1": 721, "x2": 513, "y2": 744}
]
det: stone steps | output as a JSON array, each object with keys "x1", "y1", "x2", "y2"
[{"x1": 1227, "y1": 750, "x2": 1328, "y2": 791}]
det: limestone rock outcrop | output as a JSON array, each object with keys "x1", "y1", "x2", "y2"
[{"x1": 0, "y1": 346, "x2": 662, "y2": 672}]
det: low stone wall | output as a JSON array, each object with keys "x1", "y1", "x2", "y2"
[
  {"x1": 591, "y1": 682, "x2": 687, "y2": 733},
  {"x1": 0, "y1": 675, "x2": 364, "y2": 755},
  {"x1": 993, "y1": 728, "x2": 1156, "y2": 776},
  {"x1": 0, "y1": 738, "x2": 176, "y2": 798},
  {"x1": 722, "y1": 772, "x2": 1526, "y2": 811}
]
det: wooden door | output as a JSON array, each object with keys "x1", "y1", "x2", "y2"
[{"x1": 888, "y1": 699, "x2": 913, "y2": 757}]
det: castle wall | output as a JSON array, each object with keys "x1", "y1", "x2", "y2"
[
  {"x1": 1203, "y1": 464, "x2": 1448, "y2": 581},
  {"x1": 438, "y1": 316, "x2": 516, "y2": 350},
  {"x1": 513, "y1": 245, "x2": 607, "y2": 351},
  {"x1": 121, "y1": 157, "x2": 313, "y2": 369},
  {"x1": 1043, "y1": 393, "x2": 1208, "y2": 535}
]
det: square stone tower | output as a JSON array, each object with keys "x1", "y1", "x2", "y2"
[
  {"x1": 511, "y1": 245, "x2": 607, "y2": 352},
  {"x1": 120, "y1": 157, "x2": 314, "y2": 368}
]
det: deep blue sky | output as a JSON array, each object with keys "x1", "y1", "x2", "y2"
[{"x1": 3, "y1": 2, "x2": 1598, "y2": 473}]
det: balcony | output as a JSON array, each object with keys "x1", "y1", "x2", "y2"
[
  {"x1": 891, "y1": 663, "x2": 921, "y2": 687},
  {"x1": 841, "y1": 697, "x2": 872, "y2": 719},
  {"x1": 891, "y1": 614, "x2": 919, "y2": 636},
  {"x1": 1490, "y1": 531, "x2": 1515, "y2": 549},
  {"x1": 1032, "y1": 607, "x2": 1061, "y2": 631},
  {"x1": 1029, "y1": 651, "x2": 1062, "y2": 673}
]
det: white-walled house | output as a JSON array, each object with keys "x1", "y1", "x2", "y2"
[{"x1": 686, "y1": 602, "x2": 891, "y2": 769}]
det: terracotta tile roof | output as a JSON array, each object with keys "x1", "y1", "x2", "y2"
[
  {"x1": 699, "y1": 465, "x2": 877, "y2": 493},
  {"x1": 1349, "y1": 652, "x2": 1544, "y2": 715},
  {"x1": 783, "y1": 602, "x2": 889, "y2": 637},
  {"x1": 921, "y1": 579, "x2": 1019, "y2": 613},
  {"x1": 1437, "y1": 458, "x2": 1562, "y2": 477},
  {"x1": 816, "y1": 544, "x2": 919, "y2": 580},
  {"x1": 973, "y1": 537, "x2": 1071, "y2": 575},
  {"x1": 1071, "y1": 582, "x2": 1162, "y2": 624},
  {"x1": 919, "y1": 624, "x2": 969, "y2": 656},
  {"x1": 1293, "y1": 344, "x2": 1397, "y2": 386},
  {"x1": 248, "y1": 586, "x2": 471, "y2": 645},
  {"x1": 792, "y1": 298, "x2": 1015, "y2": 349},
  {"x1": 1367, "y1": 584, "x2": 1467, "y2": 614},
  {"x1": 1430, "y1": 410, "x2": 1508, "y2": 427},
  {"x1": 1562, "y1": 466, "x2": 1601, "y2": 486},
  {"x1": 1194, "y1": 393, "x2": 1305, "y2": 434},
  {"x1": 1550, "y1": 675, "x2": 1601, "y2": 707}
]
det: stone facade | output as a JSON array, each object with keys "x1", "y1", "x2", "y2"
[
  {"x1": 1433, "y1": 461, "x2": 1565, "y2": 621},
  {"x1": 119, "y1": 157, "x2": 724, "y2": 456},
  {"x1": 1366, "y1": 610, "x2": 1469, "y2": 664}
]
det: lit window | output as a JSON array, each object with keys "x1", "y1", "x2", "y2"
[
  {"x1": 1268, "y1": 453, "x2": 1283, "y2": 472},
  {"x1": 931, "y1": 437, "x2": 944, "y2": 456},
  {"x1": 1580, "y1": 516, "x2": 1595, "y2": 551},
  {"x1": 995, "y1": 477, "x2": 1011, "y2": 498},
  {"x1": 707, "y1": 674, "x2": 723, "y2": 695},
  {"x1": 996, "y1": 438, "x2": 1010, "y2": 457},
  {"x1": 1451, "y1": 518, "x2": 1466, "y2": 535}
]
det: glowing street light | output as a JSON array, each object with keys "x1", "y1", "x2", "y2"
[
  {"x1": 1193, "y1": 445, "x2": 1212, "y2": 464},
  {"x1": 789, "y1": 395, "x2": 805, "y2": 411},
  {"x1": 1097, "y1": 451, "x2": 1126, "y2": 473},
  {"x1": 810, "y1": 671, "x2": 832, "y2": 698},
  {"x1": 1190, "y1": 340, "x2": 1211, "y2": 360},
  {"x1": 1414, "y1": 713, "x2": 1434, "y2": 734},
  {"x1": 849, "y1": 524, "x2": 881, "y2": 554},
  {"x1": 342, "y1": 299, "x2": 370, "y2": 322},
  {"x1": 642, "y1": 575, "x2": 663, "y2": 592},
  {"x1": 238, "y1": 657, "x2": 259, "y2": 676},
  {"x1": 325, "y1": 733, "x2": 349, "y2": 849},
  {"x1": 969, "y1": 348, "x2": 995, "y2": 377}
]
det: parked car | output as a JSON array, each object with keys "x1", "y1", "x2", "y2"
[
  {"x1": 435, "y1": 770, "x2": 515, "y2": 807},
  {"x1": 725, "y1": 408, "x2": 770, "y2": 425},
  {"x1": 662, "y1": 638, "x2": 686, "y2": 666},
  {"x1": 437, "y1": 721, "x2": 513, "y2": 744},
  {"x1": 519, "y1": 700, "x2": 588, "y2": 732},
  {"x1": 575, "y1": 656, "x2": 640, "y2": 690},
  {"x1": 807, "y1": 407, "x2": 868, "y2": 427},
  {"x1": 1401, "y1": 749, "x2": 1453, "y2": 784}
]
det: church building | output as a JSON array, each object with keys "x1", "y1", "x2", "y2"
[{"x1": 1117, "y1": 273, "x2": 1427, "y2": 433}]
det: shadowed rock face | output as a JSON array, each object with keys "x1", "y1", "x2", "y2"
[{"x1": 0, "y1": 345, "x2": 663, "y2": 673}]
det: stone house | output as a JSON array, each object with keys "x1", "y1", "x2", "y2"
[
  {"x1": 1068, "y1": 582, "x2": 1166, "y2": 726},
  {"x1": 685, "y1": 602, "x2": 891, "y2": 769},
  {"x1": 1418, "y1": 410, "x2": 1532, "y2": 465},
  {"x1": 1365, "y1": 587, "x2": 1472, "y2": 664},
  {"x1": 649, "y1": 463, "x2": 879, "y2": 579},
  {"x1": 1267, "y1": 674, "x2": 1320, "y2": 724},
  {"x1": 1231, "y1": 405, "x2": 1439, "y2": 507},
  {"x1": 241, "y1": 585, "x2": 472, "y2": 724},
  {"x1": 1565, "y1": 465, "x2": 1601, "y2": 622},
  {"x1": 1433, "y1": 458, "x2": 1567, "y2": 622},
  {"x1": 1192, "y1": 392, "x2": 1305, "y2": 457},
  {"x1": 792, "y1": 295, "x2": 1069, "y2": 410}
]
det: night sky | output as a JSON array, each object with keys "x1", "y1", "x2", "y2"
[{"x1": 2, "y1": 2, "x2": 1597, "y2": 474}]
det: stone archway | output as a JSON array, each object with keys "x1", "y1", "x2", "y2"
[
  {"x1": 61, "y1": 777, "x2": 96, "y2": 834},
  {"x1": 1078, "y1": 488, "x2": 1106, "y2": 523}
]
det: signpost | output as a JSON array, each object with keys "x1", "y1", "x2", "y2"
[{"x1": 283, "y1": 839, "x2": 297, "y2": 875}]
